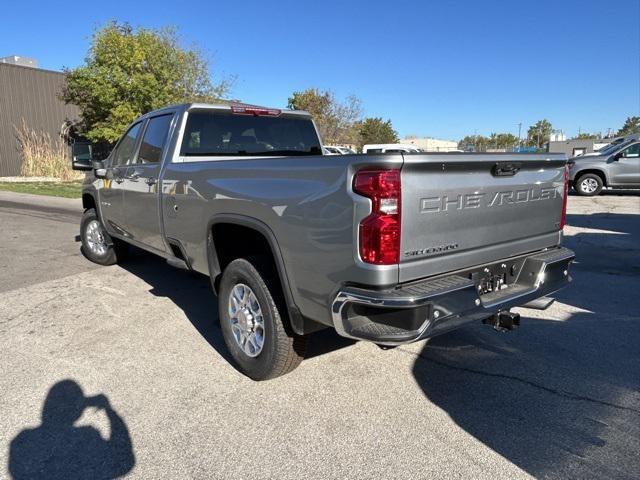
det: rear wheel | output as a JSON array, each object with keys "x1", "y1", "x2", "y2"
[
  {"x1": 218, "y1": 257, "x2": 307, "y2": 380},
  {"x1": 574, "y1": 173, "x2": 603, "y2": 196},
  {"x1": 80, "y1": 208, "x2": 128, "y2": 266}
]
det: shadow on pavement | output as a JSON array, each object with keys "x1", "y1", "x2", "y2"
[
  {"x1": 9, "y1": 380, "x2": 135, "y2": 480},
  {"x1": 565, "y1": 212, "x2": 640, "y2": 234},
  {"x1": 598, "y1": 190, "x2": 640, "y2": 196},
  {"x1": 569, "y1": 190, "x2": 640, "y2": 197},
  {"x1": 411, "y1": 213, "x2": 640, "y2": 478},
  {"x1": 119, "y1": 249, "x2": 355, "y2": 368},
  {"x1": 562, "y1": 213, "x2": 640, "y2": 279},
  {"x1": 119, "y1": 248, "x2": 233, "y2": 363}
]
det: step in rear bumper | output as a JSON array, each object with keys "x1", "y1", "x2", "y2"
[{"x1": 330, "y1": 247, "x2": 575, "y2": 346}]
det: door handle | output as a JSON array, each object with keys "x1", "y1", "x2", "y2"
[
  {"x1": 129, "y1": 168, "x2": 145, "y2": 181},
  {"x1": 492, "y1": 162, "x2": 522, "y2": 177}
]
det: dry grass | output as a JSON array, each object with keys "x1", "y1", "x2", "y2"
[{"x1": 14, "y1": 120, "x2": 81, "y2": 181}]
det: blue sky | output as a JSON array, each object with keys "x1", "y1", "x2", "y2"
[{"x1": 1, "y1": 0, "x2": 638, "y2": 140}]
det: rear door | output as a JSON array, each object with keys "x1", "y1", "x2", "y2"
[
  {"x1": 121, "y1": 113, "x2": 174, "y2": 252},
  {"x1": 399, "y1": 153, "x2": 567, "y2": 282},
  {"x1": 100, "y1": 122, "x2": 143, "y2": 236}
]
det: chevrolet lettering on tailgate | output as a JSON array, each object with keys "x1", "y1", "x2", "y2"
[{"x1": 420, "y1": 186, "x2": 559, "y2": 214}]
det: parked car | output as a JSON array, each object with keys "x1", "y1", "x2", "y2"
[
  {"x1": 73, "y1": 103, "x2": 574, "y2": 380},
  {"x1": 323, "y1": 145, "x2": 357, "y2": 155},
  {"x1": 569, "y1": 134, "x2": 640, "y2": 195},
  {"x1": 362, "y1": 143, "x2": 422, "y2": 154},
  {"x1": 323, "y1": 146, "x2": 341, "y2": 155},
  {"x1": 325, "y1": 145, "x2": 356, "y2": 155}
]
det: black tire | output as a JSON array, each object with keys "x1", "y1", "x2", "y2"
[
  {"x1": 574, "y1": 173, "x2": 604, "y2": 196},
  {"x1": 218, "y1": 257, "x2": 307, "y2": 380},
  {"x1": 80, "y1": 208, "x2": 128, "y2": 266}
]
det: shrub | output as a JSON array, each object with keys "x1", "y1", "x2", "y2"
[{"x1": 15, "y1": 120, "x2": 79, "y2": 181}]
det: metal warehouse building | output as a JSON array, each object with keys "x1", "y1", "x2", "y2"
[{"x1": 0, "y1": 58, "x2": 79, "y2": 176}]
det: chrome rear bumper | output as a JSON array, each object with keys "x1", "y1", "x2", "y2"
[{"x1": 330, "y1": 247, "x2": 575, "y2": 346}]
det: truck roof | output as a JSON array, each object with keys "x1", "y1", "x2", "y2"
[{"x1": 138, "y1": 102, "x2": 312, "y2": 120}]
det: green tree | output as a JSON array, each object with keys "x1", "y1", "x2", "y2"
[
  {"x1": 488, "y1": 132, "x2": 520, "y2": 149},
  {"x1": 459, "y1": 132, "x2": 520, "y2": 151},
  {"x1": 62, "y1": 22, "x2": 232, "y2": 143},
  {"x1": 526, "y1": 119, "x2": 553, "y2": 149},
  {"x1": 573, "y1": 132, "x2": 599, "y2": 139},
  {"x1": 287, "y1": 88, "x2": 362, "y2": 144},
  {"x1": 617, "y1": 116, "x2": 640, "y2": 136},
  {"x1": 356, "y1": 117, "x2": 399, "y2": 148},
  {"x1": 458, "y1": 135, "x2": 490, "y2": 151}
]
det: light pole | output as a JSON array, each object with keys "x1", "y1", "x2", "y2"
[{"x1": 517, "y1": 122, "x2": 522, "y2": 150}]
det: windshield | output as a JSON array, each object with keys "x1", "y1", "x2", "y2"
[
  {"x1": 180, "y1": 111, "x2": 322, "y2": 156},
  {"x1": 596, "y1": 139, "x2": 632, "y2": 156}
]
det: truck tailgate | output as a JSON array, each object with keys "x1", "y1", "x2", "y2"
[{"x1": 399, "y1": 153, "x2": 567, "y2": 283}]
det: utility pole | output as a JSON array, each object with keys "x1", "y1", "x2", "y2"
[{"x1": 517, "y1": 122, "x2": 522, "y2": 148}]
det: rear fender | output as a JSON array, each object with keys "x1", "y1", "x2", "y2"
[{"x1": 206, "y1": 214, "x2": 324, "y2": 336}]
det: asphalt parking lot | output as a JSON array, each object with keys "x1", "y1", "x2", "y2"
[{"x1": 1, "y1": 191, "x2": 639, "y2": 479}]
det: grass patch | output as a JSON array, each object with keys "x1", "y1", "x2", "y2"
[{"x1": 0, "y1": 182, "x2": 83, "y2": 198}]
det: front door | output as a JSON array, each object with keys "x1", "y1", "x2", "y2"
[
  {"x1": 610, "y1": 142, "x2": 640, "y2": 185},
  {"x1": 121, "y1": 113, "x2": 174, "y2": 252},
  {"x1": 99, "y1": 122, "x2": 143, "y2": 236}
]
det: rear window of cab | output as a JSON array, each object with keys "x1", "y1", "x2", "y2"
[{"x1": 180, "y1": 111, "x2": 321, "y2": 157}]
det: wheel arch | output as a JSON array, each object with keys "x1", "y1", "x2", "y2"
[
  {"x1": 574, "y1": 168, "x2": 608, "y2": 187},
  {"x1": 206, "y1": 214, "x2": 323, "y2": 336},
  {"x1": 82, "y1": 191, "x2": 97, "y2": 210},
  {"x1": 81, "y1": 189, "x2": 106, "y2": 224}
]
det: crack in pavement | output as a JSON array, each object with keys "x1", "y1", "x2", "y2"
[
  {"x1": 400, "y1": 347, "x2": 640, "y2": 415},
  {"x1": 0, "y1": 295, "x2": 63, "y2": 326}
]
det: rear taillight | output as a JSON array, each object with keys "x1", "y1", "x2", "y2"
[
  {"x1": 560, "y1": 164, "x2": 569, "y2": 229},
  {"x1": 353, "y1": 169, "x2": 401, "y2": 265}
]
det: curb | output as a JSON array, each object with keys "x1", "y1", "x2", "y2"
[{"x1": 0, "y1": 190, "x2": 83, "y2": 214}]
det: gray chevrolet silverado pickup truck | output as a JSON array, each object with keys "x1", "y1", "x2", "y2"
[
  {"x1": 73, "y1": 103, "x2": 574, "y2": 380},
  {"x1": 568, "y1": 134, "x2": 640, "y2": 195}
]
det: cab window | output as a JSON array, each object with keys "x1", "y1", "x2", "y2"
[
  {"x1": 621, "y1": 143, "x2": 640, "y2": 158},
  {"x1": 112, "y1": 122, "x2": 142, "y2": 166},
  {"x1": 180, "y1": 111, "x2": 321, "y2": 156},
  {"x1": 138, "y1": 114, "x2": 173, "y2": 164}
]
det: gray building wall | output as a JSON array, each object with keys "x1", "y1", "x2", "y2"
[
  {"x1": 548, "y1": 139, "x2": 602, "y2": 158},
  {"x1": 0, "y1": 63, "x2": 79, "y2": 176}
]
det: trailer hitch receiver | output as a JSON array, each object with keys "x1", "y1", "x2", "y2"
[{"x1": 483, "y1": 310, "x2": 520, "y2": 332}]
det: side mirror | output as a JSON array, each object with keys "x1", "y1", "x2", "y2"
[
  {"x1": 613, "y1": 152, "x2": 623, "y2": 161},
  {"x1": 71, "y1": 142, "x2": 93, "y2": 171},
  {"x1": 92, "y1": 160, "x2": 108, "y2": 179}
]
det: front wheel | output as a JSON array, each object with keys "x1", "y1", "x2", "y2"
[
  {"x1": 574, "y1": 173, "x2": 603, "y2": 196},
  {"x1": 80, "y1": 208, "x2": 128, "y2": 266},
  {"x1": 218, "y1": 257, "x2": 307, "y2": 380}
]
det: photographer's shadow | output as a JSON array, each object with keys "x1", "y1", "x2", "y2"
[{"x1": 9, "y1": 379, "x2": 135, "y2": 480}]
